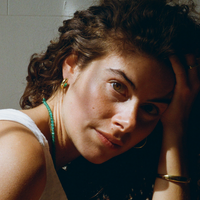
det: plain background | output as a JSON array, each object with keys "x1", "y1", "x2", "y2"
[
  {"x1": 0, "y1": 0, "x2": 98, "y2": 109},
  {"x1": 0, "y1": 0, "x2": 199, "y2": 109}
]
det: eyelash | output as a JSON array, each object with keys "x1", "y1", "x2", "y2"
[{"x1": 140, "y1": 104, "x2": 159, "y2": 116}]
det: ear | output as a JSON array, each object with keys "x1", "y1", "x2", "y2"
[{"x1": 62, "y1": 54, "x2": 79, "y2": 83}]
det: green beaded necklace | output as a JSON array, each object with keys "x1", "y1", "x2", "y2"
[{"x1": 42, "y1": 98, "x2": 56, "y2": 167}]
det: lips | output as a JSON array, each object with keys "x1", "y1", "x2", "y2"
[{"x1": 95, "y1": 129, "x2": 123, "y2": 148}]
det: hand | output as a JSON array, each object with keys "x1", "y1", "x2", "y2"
[
  {"x1": 161, "y1": 55, "x2": 200, "y2": 134},
  {"x1": 153, "y1": 55, "x2": 199, "y2": 200}
]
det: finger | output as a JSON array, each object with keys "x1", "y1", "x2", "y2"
[
  {"x1": 169, "y1": 56, "x2": 188, "y2": 88},
  {"x1": 186, "y1": 54, "x2": 195, "y2": 66},
  {"x1": 186, "y1": 54, "x2": 200, "y2": 90}
]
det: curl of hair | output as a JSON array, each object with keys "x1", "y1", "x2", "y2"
[{"x1": 20, "y1": 0, "x2": 200, "y2": 109}]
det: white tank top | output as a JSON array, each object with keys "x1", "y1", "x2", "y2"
[{"x1": 0, "y1": 109, "x2": 67, "y2": 200}]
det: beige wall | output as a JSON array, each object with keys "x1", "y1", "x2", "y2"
[{"x1": 0, "y1": 0, "x2": 97, "y2": 109}]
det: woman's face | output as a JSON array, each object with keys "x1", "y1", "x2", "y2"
[{"x1": 62, "y1": 53, "x2": 175, "y2": 164}]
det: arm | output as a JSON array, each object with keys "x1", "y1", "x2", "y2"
[
  {"x1": 0, "y1": 121, "x2": 46, "y2": 200},
  {"x1": 153, "y1": 55, "x2": 200, "y2": 200}
]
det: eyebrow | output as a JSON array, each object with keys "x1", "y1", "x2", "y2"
[
  {"x1": 107, "y1": 68, "x2": 136, "y2": 90},
  {"x1": 147, "y1": 90, "x2": 174, "y2": 104},
  {"x1": 147, "y1": 97, "x2": 172, "y2": 104}
]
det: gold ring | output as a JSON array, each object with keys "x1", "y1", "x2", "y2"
[
  {"x1": 189, "y1": 65, "x2": 195, "y2": 69},
  {"x1": 189, "y1": 64, "x2": 199, "y2": 69}
]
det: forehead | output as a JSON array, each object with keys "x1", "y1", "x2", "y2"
[{"x1": 101, "y1": 53, "x2": 173, "y2": 77}]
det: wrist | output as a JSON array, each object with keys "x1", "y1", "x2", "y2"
[
  {"x1": 162, "y1": 118, "x2": 188, "y2": 135},
  {"x1": 161, "y1": 125, "x2": 187, "y2": 144},
  {"x1": 157, "y1": 143, "x2": 189, "y2": 177}
]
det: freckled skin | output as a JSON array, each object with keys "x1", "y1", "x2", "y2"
[{"x1": 61, "y1": 54, "x2": 175, "y2": 164}]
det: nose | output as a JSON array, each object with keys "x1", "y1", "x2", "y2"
[{"x1": 111, "y1": 100, "x2": 138, "y2": 133}]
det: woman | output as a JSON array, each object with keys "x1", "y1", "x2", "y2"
[{"x1": 0, "y1": 0, "x2": 199, "y2": 199}]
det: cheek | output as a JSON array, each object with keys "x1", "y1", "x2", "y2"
[
  {"x1": 137, "y1": 118, "x2": 160, "y2": 139},
  {"x1": 64, "y1": 81, "x2": 111, "y2": 124}
]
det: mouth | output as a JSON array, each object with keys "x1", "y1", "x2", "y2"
[{"x1": 95, "y1": 129, "x2": 123, "y2": 149}]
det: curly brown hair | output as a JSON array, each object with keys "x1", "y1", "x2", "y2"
[{"x1": 20, "y1": 0, "x2": 200, "y2": 109}]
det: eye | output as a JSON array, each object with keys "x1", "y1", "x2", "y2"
[
  {"x1": 140, "y1": 104, "x2": 159, "y2": 116},
  {"x1": 112, "y1": 82, "x2": 122, "y2": 91},
  {"x1": 110, "y1": 82, "x2": 127, "y2": 95}
]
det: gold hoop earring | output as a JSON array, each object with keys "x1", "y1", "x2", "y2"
[
  {"x1": 134, "y1": 138, "x2": 147, "y2": 149},
  {"x1": 61, "y1": 78, "x2": 68, "y2": 89}
]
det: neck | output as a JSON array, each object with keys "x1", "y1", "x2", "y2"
[
  {"x1": 22, "y1": 93, "x2": 80, "y2": 170},
  {"x1": 46, "y1": 93, "x2": 80, "y2": 169}
]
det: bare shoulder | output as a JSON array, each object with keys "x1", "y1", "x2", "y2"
[{"x1": 0, "y1": 120, "x2": 46, "y2": 200}]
